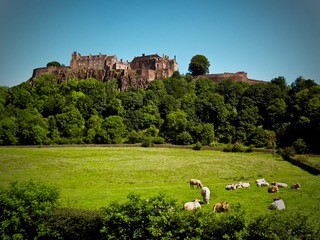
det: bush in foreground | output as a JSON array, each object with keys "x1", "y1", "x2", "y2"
[{"x1": 0, "y1": 180, "x2": 59, "y2": 239}]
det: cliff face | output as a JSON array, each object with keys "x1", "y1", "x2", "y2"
[{"x1": 28, "y1": 66, "x2": 153, "y2": 91}]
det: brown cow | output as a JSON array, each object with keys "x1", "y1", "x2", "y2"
[
  {"x1": 213, "y1": 202, "x2": 229, "y2": 213},
  {"x1": 291, "y1": 183, "x2": 301, "y2": 190},
  {"x1": 189, "y1": 179, "x2": 203, "y2": 189},
  {"x1": 268, "y1": 185, "x2": 279, "y2": 193}
]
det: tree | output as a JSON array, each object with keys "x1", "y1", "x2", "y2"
[
  {"x1": 0, "y1": 117, "x2": 19, "y2": 145},
  {"x1": 46, "y1": 61, "x2": 61, "y2": 67},
  {"x1": 102, "y1": 115, "x2": 127, "y2": 144},
  {"x1": 188, "y1": 54, "x2": 210, "y2": 76}
]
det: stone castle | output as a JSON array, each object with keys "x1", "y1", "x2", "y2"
[
  {"x1": 29, "y1": 52, "x2": 265, "y2": 90},
  {"x1": 29, "y1": 52, "x2": 178, "y2": 90}
]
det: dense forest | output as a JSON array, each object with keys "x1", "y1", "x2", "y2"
[{"x1": 0, "y1": 73, "x2": 319, "y2": 153}]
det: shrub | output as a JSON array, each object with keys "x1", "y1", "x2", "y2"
[
  {"x1": 100, "y1": 193, "x2": 177, "y2": 239},
  {"x1": 223, "y1": 143, "x2": 233, "y2": 152},
  {"x1": 293, "y1": 138, "x2": 308, "y2": 154},
  {"x1": 45, "y1": 208, "x2": 103, "y2": 240},
  {"x1": 279, "y1": 146, "x2": 296, "y2": 160},
  {"x1": 244, "y1": 211, "x2": 319, "y2": 239},
  {"x1": 193, "y1": 141, "x2": 202, "y2": 150},
  {"x1": 126, "y1": 130, "x2": 142, "y2": 144},
  {"x1": 232, "y1": 142, "x2": 247, "y2": 152},
  {"x1": 0, "y1": 180, "x2": 59, "y2": 239},
  {"x1": 152, "y1": 136, "x2": 165, "y2": 144},
  {"x1": 176, "y1": 131, "x2": 193, "y2": 145},
  {"x1": 141, "y1": 137, "x2": 153, "y2": 147}
]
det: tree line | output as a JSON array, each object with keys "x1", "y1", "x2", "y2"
[{"x1": 0, "y1": 73, "x2": 319, "y2": 153}]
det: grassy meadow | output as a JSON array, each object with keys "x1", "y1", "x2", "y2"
[{"x1": 0, "y1": 146, "x2": 319, "y2": 221}]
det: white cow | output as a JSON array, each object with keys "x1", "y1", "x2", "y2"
[
  {"x1": 238, "y1": 182, "x2": 250, "y2": 188},
  {"x1": 272, "y1": 182, "x2": 288, "y2": 188},
  {"x1": 256, "y1": 178, "x2": 269, "y2": 187},
  {"x1": 201, "y1": 187, "x2": 210, "y2": 204},
  {"x1": 183, "y1": 199, "x2": 201, "y2": 211},
  {"x1": 269, "y1": 198, "x2": 286, "y2": 210}
]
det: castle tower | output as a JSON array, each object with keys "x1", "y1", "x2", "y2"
[{"x1": 70, "y1": 51, "x2": 80, "y2": 69}]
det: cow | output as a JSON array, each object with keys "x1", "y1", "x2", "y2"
[
  {"x1": 201, "y1": 186, "x2": 210, "y2": 204},
  {"x1": 269, "y1": 197, "x2": 286, "y2": 210},
  {"x1": 291, "y1": 183, "x2": 301, "y2": 190},
  {"x1": 213, "y1": 202, "x2": 229, "y2": 213},
  {"x1": 189, "y1": 179, "x2": 203, "y2": 189},
  {"x1": 271, "y1": 182, "x2": 288, "y2": 188},
  {"x1": 238, "y1": 182, "x2": 250, "y2": 188},
  {"x1": 256, "y1": 178, "x2": 269, "y2": 187},
  {"x1": 268, "y1": 185, "x2": 279, "y2": 193},
  {"x1": 183, "y1": 199, "x2": 201, "y2": 211},
  {"x1": 226, "y1": 184, "x2": 238, "y2": 190}
]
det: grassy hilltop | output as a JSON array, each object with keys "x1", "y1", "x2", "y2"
[{"x1": 0, "y1": 146, "x2": 319, "y2": 221}]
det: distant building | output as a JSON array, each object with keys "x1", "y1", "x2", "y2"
[{"x1": 70, "y1": 51, "x2": 178, "y2": 80}]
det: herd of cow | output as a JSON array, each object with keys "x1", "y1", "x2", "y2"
[{"x1": 183, "y1": 178, "x2": 302, "y2": 212}]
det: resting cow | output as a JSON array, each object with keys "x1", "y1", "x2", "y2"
[
  {"x1": 225, "y1": 184, "x2": 238, "y2": 190},
  {"x1": 183, "y1": 199, "x2": 201, "y2": 211},
  {"x1": 272, "y1": 182, "x2": 288, "y2": 188},
  {"x1": 291, "y1": 183, "x2": 301, "y2": 190},
  {"x1": 201, "y1": 187, "x2": 210, "y2": 204},
  {"x1": 269, "y1": 197, "x2": 286, "y2": 210},
  {"x1": 213, "y1": 202, "x2": 229, "y2": 213},
  {"x1": 189, "y1": 179, "x2": 203, "y2": 189},
  {"x1": 256, "y1": 178, "x2": 269, "y2": 187},
  {"x1": 238, "y1": 182, "x2": 250, "y2": 188},
  {"x1": 268, "y1": 185, "x2": 279, "y2": 193}
]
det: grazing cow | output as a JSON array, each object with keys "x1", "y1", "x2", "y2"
[
  {"x1": 268, "y1": 185, "x2": 279, "y2": 193},
  {"x1": 256, "y1": 178, "x2": 269, "y2": 187},
  {"x1": 189, "y1": 179, "x2": 203, "y2": 189},
  {"x1": 201, "y1": 187, "x2": 211, "y2": 204},
  {"x1": 213, "y1": 202, "x2": 229, "y2": 213},
  {"x1": 226, "y1": 184, "x2": 238, "y2": 190},
  {"x1": 269, "y1": 197, "x2": 286, "y2": 210},
  {"x1": 272, "y1": 182, "x2": 288, "y2": 188},
  {"x1": 291, "y1": 183, "x2": 301, "y2": 190},
  {"x1": 238, "y1": 182, "x2": 250, "y2": 188},
  {"x1": 183, "y1": 199, "x2": 201, "y2": 211}
]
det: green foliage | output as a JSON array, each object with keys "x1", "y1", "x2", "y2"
[
  {"x1": 101, "y1": 193, "x2": 177, "y2": 239},
  {"x1": 103, "y1": 115, "x2": 127, "y2": 143},
  {"x1": 45, "y1": 208, "x2": 103, "y2": 240},
  {"x1": 293, "y1": 138, "x2": 308, "y2": 154},
  {"x1": 188, "y1": 54, "x2": 210, "y2": 76},
  {"x1": 141, "y1": 136, "x2": 154, "y2": 147},
  {"x1": 278, "y1": 147, "x2": 296, "y2": 160},
  {"x1": 244, "y1": 211, "x2": 319, "y2": 240},
  {"x1": 0, "y1": 117, "x2": 19, "y2": 145},
  {"x1": 0, "y1": 75, "x2": 319, "y2": 152},
  {"x1": 0, "y1": 180, "x2": 59, "y2": 240},
  {"x1": 193, "y1": 141, "x2": 202, "y2": 150},
  {"x1": 126, "y1": 130, "x2": 142, "y2": 144},
  {"x1": 46, "y1": 61, "x2": 61, "y2": 67}
]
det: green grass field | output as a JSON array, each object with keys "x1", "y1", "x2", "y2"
[{"x1": 0, "y1": 146, "x2": 319, "y2": 221}]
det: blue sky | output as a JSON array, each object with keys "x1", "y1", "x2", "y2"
[{"x1": 0, "y1": 0, "x2": 319, "y2": 87}]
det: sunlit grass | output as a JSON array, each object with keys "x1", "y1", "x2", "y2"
[{"x1": 0, "y1": 146, "x2": 319, "y2": 221}]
